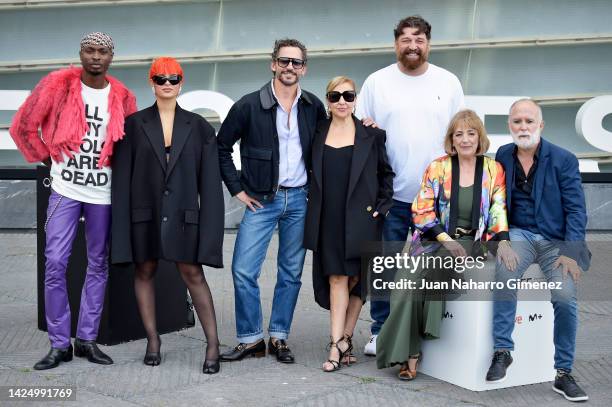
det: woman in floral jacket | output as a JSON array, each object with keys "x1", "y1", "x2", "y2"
[{"x1": 376, "y1": 109, "x2": 518, "y2": 380}]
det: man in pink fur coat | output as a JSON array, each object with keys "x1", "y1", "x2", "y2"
[{"x1": 9, "y1": 32, "x2": 137, "y2": 370}]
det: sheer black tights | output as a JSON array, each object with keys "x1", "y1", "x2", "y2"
[{"x1": 135, "y1": 260, "x2": 219, "y2": 361}]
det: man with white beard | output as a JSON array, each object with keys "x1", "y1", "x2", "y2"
[{"x1": 486, "y1": 99, "x2": 590, "y2": 402}]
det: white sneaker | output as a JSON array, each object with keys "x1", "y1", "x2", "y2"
[{"x1": 364, "y1": 334, "x2": 377, "y2": 356}]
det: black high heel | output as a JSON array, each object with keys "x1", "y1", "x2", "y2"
[
  {"x1": 143, "y1": 335, "x2": 161, "y2": 366},
  {"x1": 341, "y1": 333, "x2": 356, "y2": 366},
  {"x1": 203, "y1": 343, "x2": 220, "y2": 374},
  {"x1": 202, "y1": 359, "x2": 220, "y2": 374},
  {"x1": 322, "y1": 336, "x2": 350, "y2": 372}
]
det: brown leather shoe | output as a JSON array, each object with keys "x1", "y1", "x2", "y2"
[
  {"x1": 398, "y1": 362, "x2": 417, "y2": 380},
  {"x1": 398, "y1": 354, "x2": 421, "y2": 381}
]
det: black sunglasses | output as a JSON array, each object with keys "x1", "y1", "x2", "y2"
[
  {"x1": 152, "y1": 75, "x2": 182, "y2": 86},
  {"x1": 276, "y1": 57, "x2": 305, "y2": 69},
  {"x1": 326, "y1": 90, "x2": 356, "y2": 103}
]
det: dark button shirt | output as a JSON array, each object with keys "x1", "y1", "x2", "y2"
[{"x1": 510, "y1": 143, "x2": 541, "y2": 234}]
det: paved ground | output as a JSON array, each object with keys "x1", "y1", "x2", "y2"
[{"x1": 1, "y1": 231, "x2": 611, "y2": 406}]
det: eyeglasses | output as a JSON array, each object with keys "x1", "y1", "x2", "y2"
[
  {"x1": 275, "y1": 57, "x2": 305, "y2": 69},
  {"x1": 326, "y1": 90, "x2": 356, "y2": 103},
  {"x1": 152, "y1": 75, "x2": 182, "y2": 86}
]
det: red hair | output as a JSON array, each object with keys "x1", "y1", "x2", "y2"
[{"x1": 149, "y1": 57, "x2": 183, "y2": 79}]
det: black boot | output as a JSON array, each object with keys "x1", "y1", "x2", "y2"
[
  {"x1": 74, "y1": 338, "x2": 113, "y2": 365},
  {"x1": 33, "y1": 345, "x2": 73, "y2": 370}
]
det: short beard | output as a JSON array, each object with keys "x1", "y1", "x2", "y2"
[
  {"x1": 398, "y1": 51, "x2": 427, "y2": 71},
  {"x1": 512, "y1": 127, "x2": 542, "y2": 149},
  {"x1": 275, "y1": 70, "x2": 298, "y2": 87}
]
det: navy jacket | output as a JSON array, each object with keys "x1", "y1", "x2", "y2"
[
  {"x1": 495, "y1": 138, "x2": 590, "y2": 270},
  {"x1": 217, "y1": 82, "x2": 326, "y2": 201}
]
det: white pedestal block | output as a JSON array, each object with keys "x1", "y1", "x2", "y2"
[{"x1": 419, "y1": 264, "x2": 555, "y2": 391}]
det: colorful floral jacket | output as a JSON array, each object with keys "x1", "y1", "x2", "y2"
[{"x1": 411, "y1": 154, "x2": 509, "y2": 254}]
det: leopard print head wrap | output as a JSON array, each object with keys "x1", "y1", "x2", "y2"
[{"x1": 80, "y1": 32, "x2": 114, "y2": 53}]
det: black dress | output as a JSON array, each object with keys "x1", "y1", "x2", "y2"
[{"x1": 313, "y1": 144, "x2": 363, "y2": 309}]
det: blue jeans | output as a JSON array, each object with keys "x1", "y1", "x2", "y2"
[
  {"x1": 231, "y1": 187, "x2": 307, "y2": 343},
  {"x1": 493, "y1": 227, "x2": 578, "y2": 371},
  {"x1": 370, "y1": 199, "x2": 414, "y2": 335}
]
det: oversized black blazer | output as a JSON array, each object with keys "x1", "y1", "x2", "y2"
[
  {"x1": 111, "y1": 103, "x2": 224, "y2": 268},
  {"x1": 303, "y1": 116, "x2": 395, "y2": 259}
]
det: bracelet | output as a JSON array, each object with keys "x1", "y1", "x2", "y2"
[{"x1": 436, "y1": 232, "x2": 453, "y2": 242}]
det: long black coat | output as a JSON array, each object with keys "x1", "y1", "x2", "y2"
[
  {"x1": 111, "y1": 103, "x2": 224, "y2": 268},
  {"x1": 303, "y1": 116, "x2": 395, "y2": 259}
]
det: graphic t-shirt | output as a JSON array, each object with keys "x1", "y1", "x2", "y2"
[{"x1": 50, "y1": 82, "x2": 112, "y2": 204}]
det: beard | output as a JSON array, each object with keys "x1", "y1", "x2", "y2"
[
  {"x1": 398, "y1": 50, "x2": 427, "y2": 71},
  {"x1": 275, "y1": 69, "x2": 299, "y2": 86},
  {"x1": 511, "y1": 127, "x2": 542, "y2": 149}
]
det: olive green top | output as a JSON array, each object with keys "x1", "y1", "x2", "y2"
[{"x1": 457, "y1": 185, "x2": 474, "y2": 229}]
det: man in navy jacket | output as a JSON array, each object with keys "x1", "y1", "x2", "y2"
[
  {"x1": 486, "y1": 99, "x2": 590, "y2": 402},
  {"x1": 217, "y1": 38, "x2": 326, "y2": 364}
]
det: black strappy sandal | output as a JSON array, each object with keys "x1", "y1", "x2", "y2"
[
  {"x1": 323, "y1": 337, "x2": 350, "y2": 372},
  {"x1": 341, "y1": 333, "x2": 356, "y2": 365}
]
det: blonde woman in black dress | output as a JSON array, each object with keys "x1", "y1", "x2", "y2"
[{"x1": 304, "y1": 76, "x2": 394, "y2": 372}]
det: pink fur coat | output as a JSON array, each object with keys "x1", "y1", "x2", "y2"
[{"x1": 9, "y1": 67, "x2": 137, "y2": 168}]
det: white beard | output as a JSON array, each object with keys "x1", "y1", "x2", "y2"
[{"x1": 511, "y1": 127, "x2": 541, "y2": 149}]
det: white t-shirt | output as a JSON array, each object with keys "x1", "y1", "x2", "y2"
[
  {"x1": 50, "y1": 82, "x2": 112, "y2": 205},
  {"x1": 355, "y1": 62, "x2": 465, "y2": 203}
]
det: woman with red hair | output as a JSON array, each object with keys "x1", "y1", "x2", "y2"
[{"x1": 111, "y1": 57, "x2": 225, "y2": 374}]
